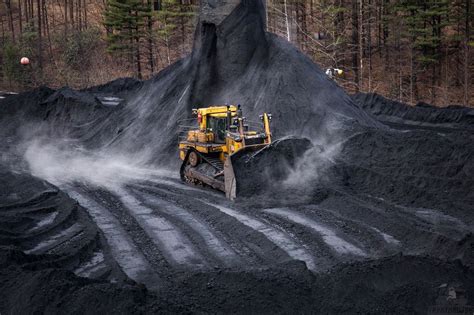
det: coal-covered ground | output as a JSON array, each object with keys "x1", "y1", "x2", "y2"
[{"x1": 1, "y1": 0, "x2": 474, "y2": 313}]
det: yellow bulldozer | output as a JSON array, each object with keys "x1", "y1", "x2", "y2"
[{"x1": 179, "y1": 105, "x2": 272, "y2": 200}]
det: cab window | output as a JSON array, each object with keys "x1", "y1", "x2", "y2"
[{"x1": 207, "y1": 117, "x2": 227, "y2": 143}]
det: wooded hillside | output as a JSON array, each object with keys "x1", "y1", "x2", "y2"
[{"x1": 1, "y1": 0, "x2": 472, "y2": 106}]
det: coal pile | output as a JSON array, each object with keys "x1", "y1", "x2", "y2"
[
  {"x1": 353, "y1": 92, "x2": 474, "y2": 132},
  {"x1": 0, "y1": 0, "x2": 378, "y2": 161},
  {"x1": 0, "y1": 0, "x2": 473, "y2": 313}
]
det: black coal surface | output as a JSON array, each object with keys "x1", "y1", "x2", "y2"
[
  {"x1": 353, "y1": 92, "x2": 474, "y2": 132},
  {"x1": 1, "y1": 0, "x2": 473, "y2": 313}
]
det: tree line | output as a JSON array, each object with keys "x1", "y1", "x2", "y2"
[
  {"x1": 0, "y1": 0, "x2": 197, "y2": 87},
  {"x1": 1, "y1": 0, "x2": 472, "y2": 106},
  {"x1": 267, "y1": 0, "x2": 472, "y2": 106}
]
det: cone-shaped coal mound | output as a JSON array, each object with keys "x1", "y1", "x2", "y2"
[
  {"x1": 101, "y1": 0, "x2": 379, "y2": 160},
  {"x1": 0, "y1": 0, "x2": 378, "y2": 164}
]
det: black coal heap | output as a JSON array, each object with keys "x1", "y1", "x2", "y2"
[{"x1": 0, "y1": 0, "x2": 379, "y2": 162}]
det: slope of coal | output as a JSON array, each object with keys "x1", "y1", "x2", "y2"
[
  {"x1": 353, "y1": 93, "x2": 474, "y2": 131},
  {"x1": 0, "y1": 0, "x2": 379, "y2": 164},
  {"x1": 99, "y1": 0, "x2": 380, "y2": 160},
  {"x1": 0, "y1": 166, "x2": 125, "y2": 281},
  {"x1": 343, "y1": 93, "x2": 474, "y2": 218}
]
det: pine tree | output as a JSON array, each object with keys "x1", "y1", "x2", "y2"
[
  {"x1": 394, "y1": 0, "x2": 449, "y2": 101},
  {"x1": 104, "y1": 0, "x2": 150, "y2": 79},
  {"x1": 154, "y1": 0, "x2": 194, "y2": 65}
]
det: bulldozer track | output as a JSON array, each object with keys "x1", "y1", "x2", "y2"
[
  {"x1": 201, "y1": 155, "x2": 224, "y2": 171},
  {"x1": 180, "y1": 148, "x2": 226, "y2": 192}
]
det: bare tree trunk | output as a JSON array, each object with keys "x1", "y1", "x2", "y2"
[
  {"x1": 43, "y1": 0, "x2": 53, "y2": 58},
  {"x1": 367, "y1": 0, "x2": 372, "y2": 91},
  {"x1": 464, "y1": 0, "x2": 470, "y2": 106},
  {"x1": 83, "y1": 0, "x2": 87, "y2": 29},
  {"x1": 165, "y1": 34, "x2": 171, "y2": 66},
  {"x1": 180, "y1": 5, "x2": 186, "y2": 54},
  {"x1": 283, "y1": 0, "x2": 290, "y2": 41},
  {"x1": 70, "y1": 0, "x2": 74, "y2": 30},
  {"x1": 30, "y1": 0, "x2": 34, "y2": 22},
  {"x1": 24, "y1": 0, "x2": 29, "y2": 23},
  {"x1": 19, "y1": 0, "x2": 24, "y2": 35},
  {"x1": 265, "y1": 0, "x2": 268, "y2": 31},
  {"x1": 5, "y1": 0, "x2": 16, "y2": 41},
  {"x1": 51, "y1": 0, "x2": 56, "y2": 30},
  {"x1": 295, "y1": 1, "x2": 301, "y2": 48},
  {"x1": 359, "y1": 0, "x2": 364, "y2": 90},
  {"x1": 1, "y1": 16, "x2": 5, "y2": 42},
  {"x1": 147, "y1": 0, "x2": 154, "y2": 74},
  {"x1": 351, "y1": 0, "x2": 359, "y2": 91},
  {"x1": 382, "y1": 0, "x2": 388, "y2": 59},
  {"x1": 37, "y1": 0, "x2": 43, "y2": 78},
  {"x1": 410, "y1": 47, "x2": 414, "y2": 104},
  {"x1": 135, "y1": 12, "x2": 142, "y2": 79},
  {"x1": 78, "y1": 0, "x2": 82, "y2": 31},
  {"x1": 333, "y1": 0, "x2": 343, "y2": 66},
  {"x1": 398, "y1": 22, "x2": 402, "y2": 102},
  {"x1": 443, "y1": 46, "x2": 448, "y2": 105},
  {"x1": 377, "y1": 0, "x2": 381, "y2": 55},
  {"x1": 302, "y1": 1, "x2": 307, "y2": 50},
  {"x1": 65, "y1": 0, "x2": 68, "y2": 37},
  {"x1": 41, "y1": 0, "x2": 46, "y2": 36}
]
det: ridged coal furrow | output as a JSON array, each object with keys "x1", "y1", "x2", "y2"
[
  {"x1": 19, "y1": 204, "x2": 79, "y2": 250},
  {"x1": 0, "y1": 191, "x2": 59, "y2": 210},
  {"x1": 0, "y1": 195, "x2": 75, "y2": 251},
  {"x1": 0, "y1": 194, "x2": 71, "y2": 237},
  {"x1": 261, "y1": 206, "x2": 377, "y2": 258},
  {"x1": 80, "y1": 186, "x2": 174, "y2": 277},
  {"x1": 0, "y1": 169, "x2": 119, "y2": 282},
  {"x1": 129, "y1": 187, "x2": 240, "y2": 268},
  {"x1": 0, "y1": 215, "x2": 36, "y2": 237},
  {"x1": 133, "y1": 184, "x2": 304, "y2": 269},
  {"x1": 44, "y1": 219, "x2": 95, "y2": 257},
  {"x1": 310, "y1": 188, "x2": 473, "y2": 264}
]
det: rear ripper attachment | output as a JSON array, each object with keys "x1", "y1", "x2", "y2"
[{"x1": 179, "y1": 105, "x2": 272, "y2": 200}]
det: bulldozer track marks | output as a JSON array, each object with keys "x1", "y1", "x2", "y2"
[
  {"x1": 68, "y1": 191, "x2": 161, "y2": 290},
  {"x1": 63, "y1": 177, "x2": 472, "y2": 290}
]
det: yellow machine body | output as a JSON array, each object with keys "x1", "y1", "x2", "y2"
[{"x1": 179, "y1": 105, "x2": 272, "y2": 199}]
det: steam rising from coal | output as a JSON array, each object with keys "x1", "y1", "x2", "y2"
[
  {"x1": 283, "y1": 142, "x2": 341, "y2": 190},
  {"x1": 282, "y1": 118, "x2": 344, "y2": 192},
  {"x1": 24, "y1": 139, "x2": 175, "y2": 189}
]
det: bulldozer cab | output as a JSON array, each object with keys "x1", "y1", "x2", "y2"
[{"x1": 207, "y1": 116, "x2": 227, "y2": 143}]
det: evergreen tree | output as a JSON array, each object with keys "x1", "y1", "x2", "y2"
[
  {"x1": 104, "y1": 0, "x2": 150, "y2": 78},
  {"x1": 393, "y1": 0, "x2": 449, "y2": 101},
  {"x1": 154, "y1": 0, "x2": 194, "y2": 65}
]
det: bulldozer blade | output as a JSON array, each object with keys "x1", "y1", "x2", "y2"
[
  {"x1": 224, "y1": 136, "x2": 312, "y2": 200},
  {"x1": 224, "y1": 144, "x2": 268, "y2": 200},
  {"x1": 224, "y1": 156, "x2": 237, "y2": 200}
]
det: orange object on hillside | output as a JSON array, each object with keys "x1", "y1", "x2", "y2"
[{"x1": 20, "y1": 57, "x2": 30, "y2": 65}]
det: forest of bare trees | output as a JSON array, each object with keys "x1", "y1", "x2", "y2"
[{"x1": 1, "y1": 0, "x2": 473, "y2": 106}]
